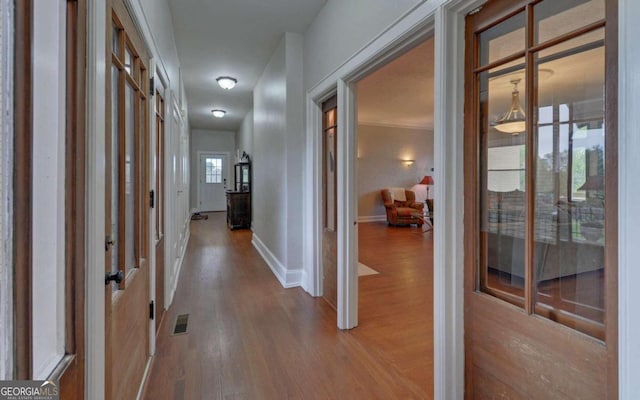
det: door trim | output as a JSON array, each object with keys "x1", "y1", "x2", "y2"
[
  {"x1": 85, "y1": 0, "x2": 107, "y2": 397},
  {"x1": 618, "y1": 0, "x2": 640, "y2": 397},
  {"x1": 196, "y1": 151, "x2": 231, "y2": 212}
]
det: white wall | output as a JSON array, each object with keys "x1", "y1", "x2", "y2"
[
  {"x1": 357, "y1": 124, "x2": 433, "y2": 218},
  {"x1": 304, "y1": 0, "x2": 422, "y2": 91},
  {"x1": 189, "y1": 129, "x2": 235, "y2": 210},
  {"x1": 236, "y1": 110, "x2": 254, "y2": 158},
  {"x1": 138, "y1": 0, "x2": 181, "y2": 94},
  {"x1": 252, "y1": 33, "x2": 304, "y2": 287}
]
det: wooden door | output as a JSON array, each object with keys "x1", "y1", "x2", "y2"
[
  {"x1": 322, "y1": 96, "x2": 338, "y2": 309},
  {"x1": 155, "y1": 87, "x2": 166, "y2": 331},
  {"x1": 464, "y1": 0, "x2": 617, "y2": 398},
  {"x1": 105, "y1": 1, "x2": 151, "y2": 399}
]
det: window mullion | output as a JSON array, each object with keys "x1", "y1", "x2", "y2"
[{"x1": 524, "y1": 3, "x2": 535, "y2": 314}]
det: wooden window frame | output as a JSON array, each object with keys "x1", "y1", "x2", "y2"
[
  {"x1": 14, "y1": 2, "x2": 87, "y2": 397},
  {"x1": 465, "y1": 0, "x2": 617, "y2": 341},
  {"x1": 110, "y1": 12, "x2": 148, "y2": 289},
  {"x1": 155, "y1": 89, "x2": 164, "y2": 240}
]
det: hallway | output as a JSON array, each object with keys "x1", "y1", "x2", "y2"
[{"x1": 143, "y1": 213, "x2": 432, "y2": 399}]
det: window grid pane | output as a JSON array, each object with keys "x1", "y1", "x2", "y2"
[{"x1": 205, "y1": 157, "x2": 222, "y2": 184}]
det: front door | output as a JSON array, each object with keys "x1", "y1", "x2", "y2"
[
  {"x1": 322, "y1": 96, "x2": 338, "y2": 309},
  {"x1": 105, "y1": 1, "x2": 151, "y2": 399},
  {"x1": 464, "y1": 0, "x2": 617, "y2": 398},
  {"x1": 199, "y1": 153, "x2": 228, "y2": 211}
]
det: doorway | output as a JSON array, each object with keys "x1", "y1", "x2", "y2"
[
  {"x1": 354, "y1": 38, "x2": 435, "y2": 395},
  {"x1": 198, "y1": 152, "x2": 229, "y2": 212}
]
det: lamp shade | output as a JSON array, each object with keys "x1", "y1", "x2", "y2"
[{"x1": 419, "y1": 175, "x2": 434, "y2": 185}]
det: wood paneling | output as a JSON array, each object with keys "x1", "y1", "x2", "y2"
[
  {"x1": 142, "y1": 215, "x2": 434, "y2": 399},
  {"x1": 322, "y1": 96, "x2": 338, "y2": 310},
  {"x1": 110, "y1": 266, "x2": 150, "y2": 400}
]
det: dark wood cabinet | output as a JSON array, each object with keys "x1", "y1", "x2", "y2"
[
  {"x1": 227, "y1": 160, "x2": 251, "y2": 229},
  {"x1": 226, "y1": 191, "x2": 251, "y2": 229}
]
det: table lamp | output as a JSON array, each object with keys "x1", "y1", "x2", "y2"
[{"x1": 419, "y1": 175, "x2": 434, "y2": 199}]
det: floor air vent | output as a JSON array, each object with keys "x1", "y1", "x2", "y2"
[{"x1": 172, "y1": 314, "x2": 189, "y2": 335}]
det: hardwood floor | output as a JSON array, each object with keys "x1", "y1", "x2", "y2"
[{"x1": 142, "y1": 214, "x2": 433, "y2": 399}]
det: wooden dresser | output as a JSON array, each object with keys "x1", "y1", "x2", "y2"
[{"x1": 226, "y1": 191, "x2": 251, "y2": 229}]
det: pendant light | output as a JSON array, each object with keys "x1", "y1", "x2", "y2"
[{"x1": 492, "y1": 79, "x2": 526, "y2": 135}]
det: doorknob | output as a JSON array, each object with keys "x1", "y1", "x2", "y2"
[{"x1": 105, "y1": 270, "x2": 123, "y2": 285}]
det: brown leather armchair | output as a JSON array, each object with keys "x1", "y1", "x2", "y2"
[{"x1": 381, "y1": 189, "x2": 424, "y2": 226}]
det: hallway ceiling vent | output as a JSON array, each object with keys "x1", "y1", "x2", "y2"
[{"x1": 216, "y1": 76, "x2": 237, "y2": 90}]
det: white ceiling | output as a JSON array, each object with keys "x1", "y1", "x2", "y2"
[
  {"x1": 357, "y1": 38, "x2": 435, "y2": 130},
  {"x1": 168, "y1": 0, "x2": 326, "y2": 131}
]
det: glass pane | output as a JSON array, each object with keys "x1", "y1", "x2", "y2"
[
  {"x1": 125, "y1": 82, "x2": 136, "y2": 274},
  {"x1": 478, "y1": 62, "x2": 527, "y2": 300},
  {"x1": 534, "y1": 32, "x2": 605, "y2": 338},
  {"x1": 535, "y1": 0, "x2": 605, "y2": 44},
  {"x1": 479, "y1": 12, "x2": 525, "y2": 67},
  {"x1": 124, "y1": 46, "x2": 133, "y2": 75},
  {"x1": 111, "y1": 64, "x2": 120, "y2": 289},
  {"x1": 112, "y1": 24, "x2": 120, "y2": 57}
]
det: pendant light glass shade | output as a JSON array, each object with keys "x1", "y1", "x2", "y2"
[{"x1": 492, "y1": 79, "x2": 526, "y2": 135}]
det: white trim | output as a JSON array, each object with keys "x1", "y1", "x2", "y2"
[
  {"x1": 196, "y1": 151, "x2": 231, "y2": 212},
  {"x1": 618, "y1": 0, "x2": 640, "y2": 397},
  {"x1": 433, "y1": 1, "x2": 481, "y2": 398},
  {"x1": 357, "y1": 215, "x2": 387, "y2": 223},
  {"x1": 302, "y1": 89, "x2": 334, "y2": 297},
  {"x1": 337, "y1": 79, "x2": 358, "y2": 330},
  {"x1": 252, "y1": 234, "x2": 302, "y2": 288},
  {"x1": 135, "y1": 357, "x2": 153, "y2": 400},
  {"x1": 85, "y1": 0, "x2": 107, "y2": 397},
  {"x1": 358, "y1": 120, "x2": 433, "y2": 130},
  {"x1": 0, "y1": 0, "x2": 13, "y2": 380}
]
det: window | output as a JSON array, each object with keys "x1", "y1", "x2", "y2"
[
  {"x1": 110, "y1": 13, "x2": 148, "y2": 287},
  {"x1": 205, "y1": 157, "x2": 222, "y2": 184},
  {"x1": 471, "y1": 0, "x2": 612, "y2": 339}
]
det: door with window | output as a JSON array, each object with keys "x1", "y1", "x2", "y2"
[
  {"x1": 322, "y1": 96, "x2": 338, "y2": 309},
  {"x1": 464, "y1": 0, "x2": 617, "y2": 397},
  {"x1": 105, "y1": 1, "x2": 151, "y2": 399},
  {"x1": 199, "y1": 153, "x2": 228, "y2": 211},
  {"x1": 154, "y1": 84, "x2": 166, "y2": 331}
]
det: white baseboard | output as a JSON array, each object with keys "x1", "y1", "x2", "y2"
[
  {"x1": 357, "y1": 214, "x2": 387, "y2": 223},
  {"x1": 252, "y1": 234, "x2": 302, "y2": 288}
]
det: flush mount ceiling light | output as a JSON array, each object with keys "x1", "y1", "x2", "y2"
[
  {"x1": 492, "y1": 78, "x2": 526, "y2": 135},
  {"x1": 216, "y1": 76, "x2": 237, "y2": 90},
  {"x1": 211, "y1": 109, "x2": 226, "y2": 118}
]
